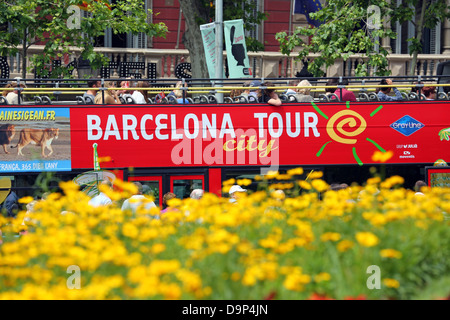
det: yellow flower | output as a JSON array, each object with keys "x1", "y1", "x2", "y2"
[
  {"x1": 98, "y1": 156, "x2": 112, "y2": 163},
  {"x1": 231, "y1": 272, "x2": 241, "y2": 281},
  {"x1": 122, "y1": 222, "x2": 139, "y2": 239},
  {"x1": 380, "y1": 249, "x2": 402, "y2": 259},
  {"x1": 287, "y1": 167, "x2": 304, "y2": 176},
  {"x1": 151, "y1": 243, "x2": 166, "y2": 255},
  {"x1": 18, "y1": 196, "x2": 35, "y2": 204},
  {"x1": 265, "y1": 171, "x2": 279, "y2": 179},
  {"x1": 307, "y1": 171, "x2": 323, "y2": 180},
  {"x1": 371, "y1": 150, "x2": 394, "y2": 163},
  {"x1": 270, "y1": 190, "x2": 286, "y2": 200},
  {"x1": 283, "y1": 272, "x2": 311, "y2": 291},
  {"x1": 236, "y1": 178, "x2": 252, "y2": 186},
  {"x1": 311, "y1": 179, "x2": 329, "y2": 192},
  {"x1": 167, "y1": 198, "x2": 182, "y2": 207},
  {"x1": 366, "y1": 177, "x2": 381, "y2": 185},
  {"x1": 298, "y1": 180, "x2": 311, "y2": 190},
  {"x1": 355, "y1": 232, "x2": 379, "y2": 247},
  {"x1": 369, "y1": 213, "x2": 387, "y2": 226},
  {"x1": 59, "y1": 181, "x2": 80, "y2": 193},
  {"x1": 337, "y1": 240, "x2": 354, "y2": 252},
  {"x1": 275, "y1": 174, "x2": 292, "y2": 180},
  {"x1": 222, "y1": 178, "x2": 236, "y2": 186},
  {"x1": 320, "y1": 232, "x2": 341, "y2": 242},
  {"x1": 314, "y1": 272, "x2": 331, "y2": 283},
  {"x1": 383, "y1": 278, "x2": 400, "y2": 288}
]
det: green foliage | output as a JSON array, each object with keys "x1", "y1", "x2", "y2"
[
  {"x1": 389, "y1": 0, "x2": 449, "y2": 60},
  {"x1": 0, "y1": 0, "x2": 167, "y2": 78},
  {"x1": 277, "y1": 0, "x2": 449, "y2": 77},
  {"x1": 276, "y1": 0, "x2": 397, "y2": 77}
]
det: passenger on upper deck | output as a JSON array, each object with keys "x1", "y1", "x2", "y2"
[
  {"x1": 122, "y1": 80, "x2": 147, "y2": 104},
  {"x1": 295, "y1": 80, "x2": 314, "y2": 102},
  {"x1": 249, "y1": 80, "x2": 262, "y2": 101},
  {"x1": 2, "y1": 83, "x2": 12, "y2": 98},
  {"x1": 168, "y1": 80, "x2": 190, "y2": 103},
  {"x1": 94, "y1": 81, "x2": 122, "y2": 104},
  {"x1": 411, "y1": 81, "x2": 423, "y2": 96},
  {"x1": 377, "y1": 79, "x2": 403, "y2": 101},
  {"x1": 135, "y1": 81, "x2": 152, "y2": 104},
  {"x1": 422, "y1": 86, "x2": 437, "y2": 100},
  {"x1": 324, "y1": 78, "x2": 338, "y2": 98},
  {"x1": 173, "y1": 88, "x2": 190, "y2": 104},
  {"x1": 230, "y1": 86, "x2": 244, "y2": 99},
  {"x1": 237, "y1": 80, "x2": 252, "y2": 100},
  {"x1": 285, "y1": 80, "x2": 299, "y2": 96},
  {"x1": 83, "y1": 79, "x2": 101, "y2": 103},
  {"x1": 258, "y1": 81, "x2": 282, "y2": 107},
  {"x1": 4, "y1": 81, "x2": 26, "y2": 105},
  {"x1": 117, "y1": 78, "x2": 132, "y2": 97},
  {"x1": 332, "y1": 78, "x2": 356, "y2": 102}
]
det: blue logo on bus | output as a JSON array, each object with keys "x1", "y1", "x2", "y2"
[{"x1": 390, "y1": 115, "x2": 424, "y2": 136}]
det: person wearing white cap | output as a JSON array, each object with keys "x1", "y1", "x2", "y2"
[
  {"x1": 190, "y1": 189, "x2": 204, "y2": 200},
  {"x1": 229, "y1": 184, "x2": 247, "y2": 203}
]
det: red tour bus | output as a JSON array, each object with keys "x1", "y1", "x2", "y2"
[{"x1": 1, "y1": 76, "x2": 450, "y2": 205}]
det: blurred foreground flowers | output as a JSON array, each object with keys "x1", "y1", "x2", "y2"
[{"x1": 0, "y1": 169, "x2": 449, "y2": 300}]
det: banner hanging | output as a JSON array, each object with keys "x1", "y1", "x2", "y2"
[
  {"x1": 200, "y1": 22, "x2": 217, "y2": 79},
  {"x1": 223, "y1": 19, "x2": 252, "y2": 78}
]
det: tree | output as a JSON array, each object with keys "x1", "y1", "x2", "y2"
[
  {"x1": 0, "y1": 0, "x2": 168, "y2": 79},
  {"x1": 178, "y1": 0, "x2": 267, "y2": 79},
  {"x1": 389, "y1": 0, "x2": 450, "y2": 75},
  {"x1": 276, "y1": 0, "x2": 449, "y2": 77},
  {"x1": 276, "y1": 0, "x2": 397, "y2": 77}
]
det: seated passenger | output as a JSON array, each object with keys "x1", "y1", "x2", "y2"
[
  {"x1": 94, "y1": 81, "x2": 122, "y2": 104},
  {"x1": 285, "y1": 80, "x2": 299, "y2": 95},
  {"x1": 295, "y1": 80, "x2": 314, "y2": 102},
  {"x1": 258, "y1": 81, "x2": 282, "y2": 106},
  {"x1": 238, "y1": 80, "x2": 252, "y2": 100},
  {"x1": 135, "y1": 81, "x2": 151, "y2": 104},
  {"x1": 377, "y1": 79, "x2": 403, "y2": 101},
  {"x1": 410, "y1": 81, "x2": 423, "y2": 96},
  {"x1": 122, "y1": 80, "x2": 147, "y2": 104},
  {"x1": 324, "y1": 78, "x2": 338, "y2": 98},
  {"x1": 83, "y1": 79, "x2": 101, "y2": 103},
  {"x1": 173, "y1": 89, "x2": 190, "y2": 104},
  {"x1": 4, "y1": 81, "x2": 26, "y2": 105},
  {"x1": 333, "y1": 78, "x2": 356, "y2": 102},
  {"x1": 249, "y1": 80, "x2": 262, "y2": 101},
  {"x1": 422, "y1": 86, "x2": 436, "y2": 100}
]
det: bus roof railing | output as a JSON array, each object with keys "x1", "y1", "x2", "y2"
[{"x1": 1, "y1": 75, "x2": 450, "y2": 105}]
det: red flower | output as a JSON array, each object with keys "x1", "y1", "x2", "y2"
[
  {"x1": 308, "y1": 293, "x2": 334, "y2": 300},
  {"x1": 263, "y1": 291, "x2": 277, "y2": 300}
]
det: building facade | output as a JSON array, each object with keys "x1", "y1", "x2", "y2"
[{"x1": 1, "y1": 0, "x2": 449, "y2": 80}]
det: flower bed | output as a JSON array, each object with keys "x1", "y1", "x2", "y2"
[{"x1": 0, "y1": 170, "x2": 449, "y2": 300}]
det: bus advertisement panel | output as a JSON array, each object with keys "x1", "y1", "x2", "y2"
[
  {"x1": 0, "y1": 107, "x2": 71, "y2": 173},
  {"x1": 69, "y1": 101, "x2": 450, "y2": 170}
]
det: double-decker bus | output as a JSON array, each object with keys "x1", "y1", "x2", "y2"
[{"x1": 1, "y1": 75, "x2": 449, "y2": 207}]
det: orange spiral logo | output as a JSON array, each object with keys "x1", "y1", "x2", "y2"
[{"x1": 326, "y1": 110, "x2": 367, "y2": 144}]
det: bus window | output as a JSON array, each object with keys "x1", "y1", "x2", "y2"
[
  {"x1": 170, "y1": 176, "x2": 204, "y2": 200},
  {"x1": 129, "y1": 176, "x2": 163, "y2": 207}
]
